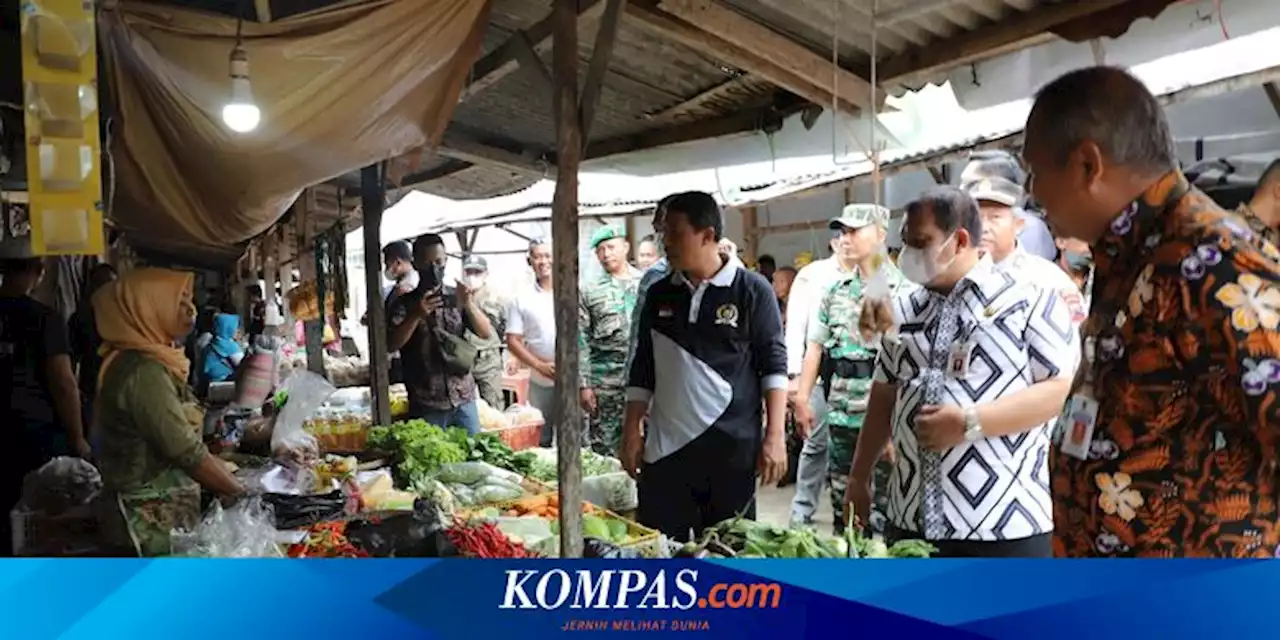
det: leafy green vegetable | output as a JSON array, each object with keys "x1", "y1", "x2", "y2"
[
  {"x1": 583, "y1": 515, "x2": 611, "y2": 540},
  {"x1": 887, "y1": 539, "x2": 937, "y2": 558}
]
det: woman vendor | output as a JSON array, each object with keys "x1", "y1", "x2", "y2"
[{"x1": 93, "y1": 268, "x2": 244, "y2": 556}]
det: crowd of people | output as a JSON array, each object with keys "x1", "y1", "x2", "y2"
[{"x1": 3, "y1": 65, "x2": 1280, "y2": 557}]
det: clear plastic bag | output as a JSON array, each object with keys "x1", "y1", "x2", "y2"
[
  {"x1": 19, "y1": 456, "x2": 102, "y2": 515},
  {"x1": 581, "y1": 472, "x2": 638, "y2": 512},
  {"x1": 270, "y1": 371, "x2": 335, "y2": 463},
  {"x1": 172, "y1": 497, "x2": 283, "y2": 557},
  {"x1": 858, "y1": 247, "x2": 902, "y2": 345},
  {"x1": 492, "y1": 516, "x2": 554, "y2": 550}
]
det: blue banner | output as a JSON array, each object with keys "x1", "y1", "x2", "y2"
[{"x1": 0, "y1": 559, "x2": 1274, "y2": 639}]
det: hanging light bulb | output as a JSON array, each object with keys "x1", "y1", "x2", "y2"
[{"x1": 222, "y1": 44, "x2": 260, "y2": 133}]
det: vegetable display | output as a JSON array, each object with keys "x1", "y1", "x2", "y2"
[
  {"x1": 446, "y1": 517, "x2": 538, "y2": 558},
  {"x1": 677, "y1": 518, "x2": 937, "y2": 559},
  {"x1": 368, "y1": 421, "x2": 467, "y2": 486},
  {"x1": 434, "y1": 462, "x2": 528, "y2": 506},
  {"x1": 501, "y1": 493, "x2": 587, "y2": 519},
  {"x1": 287, "y1": 521, "x2": 369, "y2": 558},
  {"x1": 525, "y1": 449, "x2": 618, "y2": 483}
]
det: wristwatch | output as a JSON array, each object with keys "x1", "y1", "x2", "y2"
[{"x1": 962, "y1": 407, "x2": 984, "y2": 442}]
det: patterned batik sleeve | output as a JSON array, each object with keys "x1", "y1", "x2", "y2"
[
  {"x1": 1025, "y1": 283, "x2": 1082, "y2": 383},
  {"x1": 1182, "y1": 239, "x2": 1280, "y2": 442}
]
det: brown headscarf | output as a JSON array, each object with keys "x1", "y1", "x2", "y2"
[{"x1": 93, "y1": 268, "x2": 195, "y2": 383}]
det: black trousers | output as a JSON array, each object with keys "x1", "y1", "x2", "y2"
[
  {"x1": 636, "y1": 429, "x2": 757, "y2": 543},
  {"x1": 886, "y1": 524, "x2": 1052, "y2": 558}
]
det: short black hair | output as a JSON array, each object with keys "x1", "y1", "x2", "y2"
[
  {"x1": 905, "y1": 186, "x2": 983, "y2": 242},
  {"x1": 0, "y1": 257, "x2": 42, "y2": 278},
  {"x1": 1027, "y1": 66, "x2": 1176, "y2": 173},
  {"x1": 247, "y1": 284, "x2": 263, "y2": 298},
  {"x1": 639, "y1": 234, "x2": 657, "y2": 245},
  {"x1": 758, "y1": 254, "x2": 777, "y2": 268},
  {"x1": 663, "y1": 191, "x2": 723, "y2": 241},
  {"x1": 414, "y1": 233, "x2": 445, "y2": 253},
  {"x1": 382, "y1": 240, "x2": 412, "y2": 263},
  {"x1": 1260, "y1": 159, "x2": 1280, "y2": 190}
]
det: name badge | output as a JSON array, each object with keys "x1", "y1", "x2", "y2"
[
  {"x1": 947, "y1": 342, "x2": 971, "y2": 378},
  {"x1": 1060, "y1": 394, "x2": 1099, "y2": 460}
]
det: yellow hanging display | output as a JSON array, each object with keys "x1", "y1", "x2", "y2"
[{"x1": 20, "y1": 0, "x2": 105, "y2": 256}]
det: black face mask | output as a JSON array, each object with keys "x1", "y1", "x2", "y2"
[
  {"x1": 419, "y1": 263, "x2": 446, "y2": 291},
  {"x1": 1063, "y1": 250, "x2": 1092, "y2": 271}
]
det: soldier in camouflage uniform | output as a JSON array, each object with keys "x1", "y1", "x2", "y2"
[
  {"x1": 797, "y1": 204, "x2": 907, "y2": 535},
  {"x1": 463, "y1": 256, "x2": 507, "y2": 409},
  {"x1": 579, "y1": 226, "x2": 642, "y2": 455}
]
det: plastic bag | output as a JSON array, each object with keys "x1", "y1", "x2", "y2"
[
  {"x1": 858, "y1": 247, "x2": 902, "y2": 344},
  {"x1": 504, "y1": 403, "x2": 543, "y2": 425},
  {"x1": 270, "y1": 371, "x2": 334, "y2": 463},
  {"x1": 18, "y1": 457, "x2": 102, "y2": 515},
  {"x1": 434, "y1": 461, "x2": 493, "y2": 485},
  {"x1": 581, "y1": 472, "x2": 638, "y2": 512},
  {"x1": 261, "y1": 491, "x2": 349, "y2": 530},
  {"x1": 344, "y1": 498, "x2": 459, "y2": 558},
  {"x1": 493, "y1": 516, "x2": 554, "y2": 549},
  {"x1": 473, "y1": 482, "x2": 524, "y2": 504},
  {"x1": 172, "y1": 497, "x2": 283, "y2": 557}
]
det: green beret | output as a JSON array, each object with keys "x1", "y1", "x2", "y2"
[{"x1": 590, "y1": 226, "x2": 624, "y2": 249}]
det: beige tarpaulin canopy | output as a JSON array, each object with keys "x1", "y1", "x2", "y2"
[{"x1": 99, "y1": 0, "x2": 490, "y2": 254}]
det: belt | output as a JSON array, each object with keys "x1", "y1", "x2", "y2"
[{"x1": 832, "y1": 358, "x2": 875, "y2": 379}]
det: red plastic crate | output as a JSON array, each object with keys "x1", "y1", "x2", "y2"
[{"x1": 495, "y1": 420, "x2": 544, "y2": 451}]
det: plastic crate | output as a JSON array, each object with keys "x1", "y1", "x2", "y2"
[{"x1": 493, "y1": 420, "x2": 544, "y2": 451}]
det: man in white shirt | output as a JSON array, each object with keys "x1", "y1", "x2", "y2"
[
  {"x1": 845, "y1": 186, "x2": 1079, "y2": 557},
  {"x1": 506, "y1": 239, "x2": 558, "y2": 446},
  {"x1": 967, "y1": 177, "x2": 1087, "y2": 324},
  {"x1": 785, "y1": 223, "x2": 860, "y2": 526}
]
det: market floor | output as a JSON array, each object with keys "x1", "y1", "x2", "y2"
[{"x1": 755, "y1": 482, "x2": 834, "y2": 530}]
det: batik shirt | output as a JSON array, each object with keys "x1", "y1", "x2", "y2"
[
  {"x1": 580, "y1": 266, "x2": 642, "y2": 389},
  {"x1": 874, "y1": 255, "x2": 1079, "y2": 541},
  {"x1": 1052, "y1": 172, "x2": 1280, "y2": 558}
]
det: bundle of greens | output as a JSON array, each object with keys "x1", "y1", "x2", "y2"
[
  {"x1": 467, "y1": 433, "x2": 536, "y2": 477},
  {"x1": 679, "y1": 518, "x2": 937, "y2": 559},
  {"x1": 367, "y1": 420, "x2": 467, "y2": 486},
  {"x1": 525, "y1": 449, "x2": 618, "y2": 483}
]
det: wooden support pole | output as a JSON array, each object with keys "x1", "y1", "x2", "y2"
[
  {"x1": 552, "y1": 0, "x2": 585, "y2": 560},
  {"x1": 579, "y1": 0, "x2": 627, "y2": 144},
  {"x1": 362, "y1": 164, "x2": 392, "y2": 426},
  {"x1": 278, "y1": 224, "x2": 295, "y2": 328},
  {"x1": 297, "y1": 191, "x2": 324, "y2": 376},
  {"x1": 263, "y1": 230, "x2": 278, "y2": 328},
  {"x1": 741, "y1": 205, "x2": 759, "y2": 267}
]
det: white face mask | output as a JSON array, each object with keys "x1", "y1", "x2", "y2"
[
  {"x1": 897, "y1": 234, "x2": 957, "y2": 285},
  {"x1": 463, "y1": 274, "x2": 484, "y2": 290}
]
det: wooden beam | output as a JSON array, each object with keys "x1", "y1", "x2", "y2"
[
  {"x1": 625, "y1": 2, "x2": 862, "y2": 114},
  {"x1": 645, "y1": 73, "x2": 769, "y2": 125},
  {"x1": 648, "y1": 0, "x2": 881, "y2": 111},
  {"x1": 583, "y1": 98, "x2": 805, "y2": 159},
  {"x1": 459, "y1": 0, "x2": 607, "y2": 102},
  {"x1": 580, "y1": 0, "x2": 628, "y2": 143},
  {"x1": 1263, "y1": 82, "x2": 1280, "y2": 120},
  {"x1": 876, "y1": 0, "x2": 1127, "y2": 83},
  {"x1": 552, "y1": 0, "x2": 585, "y2": 560},
  {"x1": 741, "y1": 205, "x2": 759, "y2": 266},
  {"x1": 439, "y1": 130, "x2": 552, "y2": 177},
  {"x1": 361, "y1": 164, "x2": 392, "y2": 426},
  {"x1": 397, "y1": 159, "x2": 473, "y2": 188},
  {"x1": 513, "y1": 33, "x2": 553, "y2": 90}
]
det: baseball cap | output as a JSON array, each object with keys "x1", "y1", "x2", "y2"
[
  {"x1": 829, "y1": 203, "x2": 890, "y2": 231},
  {"x1": 462, "y1": 255, "x2": 489, "y2": 272},
  {"x1": 590, "y1": 225, "x2": 625, "y2": 249},
  {"x1": 966, "y1": 176, "x2": 1024, "y2": 207}
]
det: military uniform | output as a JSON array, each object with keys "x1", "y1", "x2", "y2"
[
  {"x1": 463, "y1": 256, "x2": 507, "y2": 409},
  {"x1": 807, "y1": 204, "x2": 907, "y2": 535},
  {"x1": 579, "y1": 227, "x2": 642, "y2": 455}
]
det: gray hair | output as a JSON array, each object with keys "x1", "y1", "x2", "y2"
[{"x1": 1027, "y1": 66, "x2": 1176, "y2": 173}]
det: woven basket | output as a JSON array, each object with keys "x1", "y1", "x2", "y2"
[{"x1": 491, "y1": 420, "x2": 543, "y2": 451}]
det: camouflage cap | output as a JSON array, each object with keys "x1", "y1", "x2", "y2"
[
  {"x1": 590, "y1": 225, "x2": 625, "y2": 249},
  {"x1": 965, "y1": 176, "x2": 1024, "y2": 207},
  {"x1": 829, "y1": 203, "x2": 890, "y2": 231}
]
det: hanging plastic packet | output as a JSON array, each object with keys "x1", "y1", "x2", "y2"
[{"x1": 858, "y1": 244, "x2": 901, "y2": 345}]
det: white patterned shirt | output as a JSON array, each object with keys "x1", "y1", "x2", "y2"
[{"x1": 874, "y1": 255, "x2": 1080, "y2": 541}]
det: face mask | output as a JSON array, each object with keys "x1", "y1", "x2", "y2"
[
  {"x1": 897, "y1": 234, "x2": 957, "y2": 285},
  {"x1": 383, "y1": 266, "x2": 397, "y2": 281},
  {"x1": 463, "y1": 274, "x2": 484, "y2": 290},
  {"x1": 1063, "y1": 249, "x2": 1092, "y2": 271}
]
